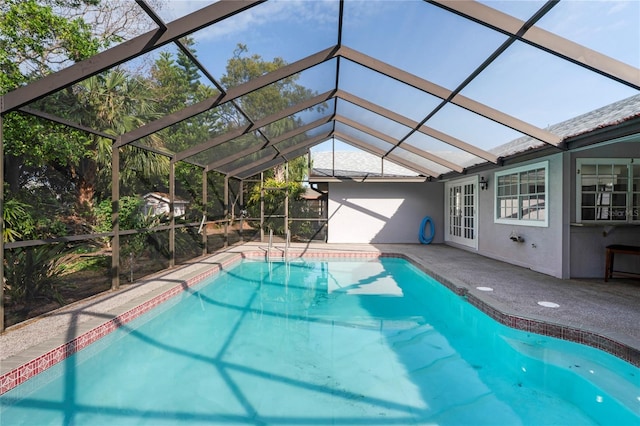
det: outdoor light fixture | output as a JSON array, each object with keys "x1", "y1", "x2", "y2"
[{"x1": 479, "y1": 176, "x2": 489, "y2": 190}]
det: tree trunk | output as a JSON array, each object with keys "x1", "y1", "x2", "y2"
[
  {"x1": 76, "y1": 157, "x2": 97, "y2": 214},
  {"x1": 273, "y1": 164, "x2": 286, "y2": 183},
  {"x1": 4, "y1": 154, "x2": 23, "y2": 195}
]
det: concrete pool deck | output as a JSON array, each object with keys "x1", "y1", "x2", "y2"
[{"x1": 1, "y1": 242, "x2": 639, "y2": 392}]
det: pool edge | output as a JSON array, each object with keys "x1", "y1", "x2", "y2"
[{"x1": 1, "y1": 249, "x2": 638, "y2": 395}]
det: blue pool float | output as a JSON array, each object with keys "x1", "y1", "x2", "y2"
[{"x1": 419, "y1": 216, "x2": 435, "y2": 244}]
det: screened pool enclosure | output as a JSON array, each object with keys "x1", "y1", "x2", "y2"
[{"x1": 1, "y1": 0, "x2": 638, "y2": 330}]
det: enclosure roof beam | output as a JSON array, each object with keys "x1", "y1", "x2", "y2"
[
  {"x1": 119, "y1": 46, "x2": 340, "y2": 147},
  {"x1": 431, "y1": 0, "x2": 640, "y2": 90},
  {"x1": 224, "y1": 131, "x2": 332, "y2": 178},
  {"x1": 334, "y1": 115, "x2": 462, "y2": 173},
  {"x1": 235, "y1": 142, "x2": 324, "y2": 180},
  {"x1": 1, "y1": 0, "x2": 265, "y2": 114},
  {"x1": 17, "y1": 107, "x2": 178, "y2": 160},
  {"x1": 174, "y1": 124, "x2": 253, "y2": 162},
  {"x1": 179, "y1": 75, "x2": 483, "y2": 176},
  {"x1": 174, "y1": 90, "x2": 335, "y2": 162},
  {"x1": 234, "y1": 144, "x2": 312, "y2": 180},
  {"x1": 136, "y1": 0, "x2": 168, "y2": 30},
  {"x1": 339, "y1": 46, "x2": 562, "y2": 146},
  {"x1": 18, "y1": 107, "x2": 115, "y2": 140},
  {"x1": 333, "y1": 131, "x2": 437, "y2": 177},
  {"x1": 180, "y1": 83, "x2": 496, "y2": 167},
  {"x1": 336, "y1": 90, "x2": 498, "y2": 164},
  {"x1": 204, "y1": 115, "x2": 334, "y2": 170}
]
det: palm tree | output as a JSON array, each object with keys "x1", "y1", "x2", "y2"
[{"x1": 58, "y1": 69, "x2": 170, "y2": 213}]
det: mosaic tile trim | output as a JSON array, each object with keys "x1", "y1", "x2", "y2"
[
  {"x1": 1, "y1": 250, "x2": 637, "y2": 396},
  {"x1": 410, "y1": 259, "x2": 639, "y2": 367},
  {"x1": 463, "y1": 292, "x2": 640, "y2": 367},
  {"x1": 0, "y1": 254, "x2": 242, "y2": 395}
]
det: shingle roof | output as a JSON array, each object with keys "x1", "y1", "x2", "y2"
[
  {"x1": 311, "y1": 151, "x2": 419, "y2": 178},
  {"x1": 313, "y1": 94, "x2": 640, "y2": 177},
  {"x1": 490, "y1": 93, "x2": 640, "y2": 158}
]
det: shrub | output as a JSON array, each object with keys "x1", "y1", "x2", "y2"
[{"x1": 4, "y1": 244, "x2": 72, "y2": 312}]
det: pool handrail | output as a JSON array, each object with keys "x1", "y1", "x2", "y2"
[{"x1": 285, "y1": 229, "x2": 290, "y2": 260}]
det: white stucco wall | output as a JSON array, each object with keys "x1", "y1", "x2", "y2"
[
  {"x1": 472, "y1": 153, "x2": 567, "y2": 278},
  {"x1": 447, "y1": 140, "x2": 640, "y2": 279},
  {"x1": 327, "y1": 182, "x2": 444, "y2": 244}
]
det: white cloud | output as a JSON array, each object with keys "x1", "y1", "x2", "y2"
[{"x1": 158, "y1": 0, "x2": 338, "y2": 41}]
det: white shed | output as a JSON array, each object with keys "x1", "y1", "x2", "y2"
[{"x1": 143, "y1": 192, "x2": 189, "y2": 217}]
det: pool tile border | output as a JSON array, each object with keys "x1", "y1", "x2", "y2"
[
  {"x1": 409, "y1": 260, "x2": 640, "y2": 367},
  {"x1": 1, "y1": 250, "x2": 637, "y2": 395}
]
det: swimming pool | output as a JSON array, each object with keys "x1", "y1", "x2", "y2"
[{"x1": 1, "y1": 257, "x2": 638, "y2": 424}]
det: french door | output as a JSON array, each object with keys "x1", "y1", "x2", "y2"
[{"x1": 445, "y1": 177, "x2": 478, "y2": 249}]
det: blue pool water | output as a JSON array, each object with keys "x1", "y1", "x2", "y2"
[{"x1": 1, "y1": 258, "x2": 638, "y2": 425}]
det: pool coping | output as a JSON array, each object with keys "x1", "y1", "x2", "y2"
[{"x1": 1, "y1": 247, "x2": 638, "y2": 395}]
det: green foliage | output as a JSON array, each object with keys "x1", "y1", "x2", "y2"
[
  {"x1": 94, "y1": 196, "x2": 146, "y2": 233},
  {"x1": 215, "y1": 45, "x2": 315, "y2": 233},
  {"x1": 2, "y1": 198, "x2": 34, "y2": 242},
  {"x1": 58, "y1": 255, "x2": 108, "y2": 275},
  {"x1": 3, "y1": 244, "x2": 72, "y2": 309},
  {"x1": 246, "y1": 175, "x2": 306, "y2": 235},
  {"x1": 45, "y1": 69, "x2": 170, "y2": 209},
  {"x1": 175, "y1": 163, "x2": 203, "y2": 221},
  {"x1": 152, "y1": 39, "x2": 221, "y2": 151},
  {"x1": 3, "y1": 190, "x2": 82, "y2": 241},
  {"x1": 0, "y1": 0, "x2": 101, "y2": 95},
  {"x1": 1, "y1": 0, "x2": 112, "y2": 218}
]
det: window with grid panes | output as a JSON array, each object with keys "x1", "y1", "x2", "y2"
[
  {"x1": 495, "y1": 161, "x2": 548, "y2": 227},
  {"x1": 576, "y1": 159, "x2": 640, "y2": 223}
]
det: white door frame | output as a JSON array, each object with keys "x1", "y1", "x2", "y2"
[{"x1": 445, "y1": 176, "x2": 478, "y2": 250}]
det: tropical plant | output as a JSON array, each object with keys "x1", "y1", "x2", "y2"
[
  {"x1": 37, "y1": 69, "x2": 170, "y2": 213},
  {"x1": 2, "y1": 198, "x2": 34, "y2": 242},
  {"x1": 3, "y1": 244, "x2": 73, "y2": 312}
]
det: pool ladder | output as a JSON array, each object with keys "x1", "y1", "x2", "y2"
[
  {"x1": 266, "y1": 229, "x2": 290, "y2": 262},
  {"x1": 285, "y1": 229, "x2": 290, "y2": 261}
]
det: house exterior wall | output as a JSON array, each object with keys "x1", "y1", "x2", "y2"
[
  {"x1": 327, "y1": 182, "x2": 444, "y2": 244},
  {"x1": 324, "y1": 137, "x2": 639, "y2": 278},
  {"x1": 446, "y1": 138, "x2": 639, "y2": 279},
  {"x1": 471, "y1": 153, "x2": 567, "y2": 278},
  {"x1": 568, "y1": 139, "x2": 640, "y2": 278}
]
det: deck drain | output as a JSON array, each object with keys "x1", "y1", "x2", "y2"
[
  {"x1": 538, "y1": 301, "x2": 560, "y2": 308},
  {"x1": 476, "y1": 286, "x2": 493, "y2": 292}
]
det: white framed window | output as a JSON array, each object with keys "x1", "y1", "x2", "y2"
[
  {"x1": 576, "y1": 158, "x2": 639, "y2": 223},
  {"x1": 495, "y1": 161, "x2": 548, "y2": 227}
]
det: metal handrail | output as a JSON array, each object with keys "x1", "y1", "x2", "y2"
[{"x1": 285, "y1": 229, "x2": 290, "y2": 260}]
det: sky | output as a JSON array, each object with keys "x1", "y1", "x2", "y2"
[{"x1": 119, "y1": 0, "x2": 640, "y2": 161}]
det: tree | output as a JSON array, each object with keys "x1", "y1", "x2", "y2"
[
  {"x1": 0, "y1": 0, "x2": 102, "y2": 90},
  {"x1": 1, "y1": 0, "x2": 103, "y2": 196},
  {"x1": 216, "y1": 45, "x2": 323, "y2": 233},
  {"x1": 218, "y1": 45, "x2": 321, "y2": 182},
  {"x1": 45, "y1": 69, "x2": 170, "y2": 211},
  {"x1": 149, "y1": 38, "x2": 223, "y2": 218},
  {"x1": 1, "y1": 0, "x2": 164, "y2": 217}
]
